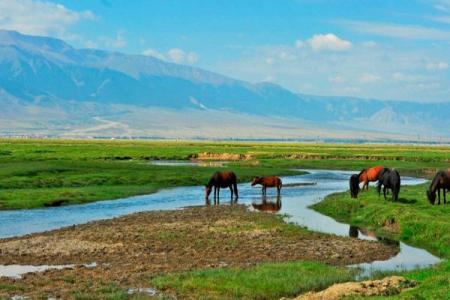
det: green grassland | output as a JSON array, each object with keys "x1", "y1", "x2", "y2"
[
  {"x1": 0, "y1": 138, "x2": 449, "y2": 210},
  {"x1": 0, "y1": 138, "x2": 449, "y2": 299},
  {"x1": 313, "y1": 184, "x2": 450, "y2": 299},
  {"x1": 150, "y1": 261, "x2": 354, "y2": 299}
]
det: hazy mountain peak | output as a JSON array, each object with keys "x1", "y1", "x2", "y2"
[{"x1": 0, "y1": 30, "x2": 448, "y2": 140}]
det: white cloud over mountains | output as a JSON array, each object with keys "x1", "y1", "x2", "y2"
[
  {"x1": 307, "y1": 34, "x2": 352, "y2": 52},
  {"x1": 143, "y1": 47, "x2": 199, "y2": 64},
  {"x1": 294, "y1": 33, "x2": 352, "y2": 52},
  {"x1": 0, "y1": 0, "x2": 94, "y2": 39}
]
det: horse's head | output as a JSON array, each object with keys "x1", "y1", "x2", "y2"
[
  {"x1": 205, "y1": 185, "x2": 212, "y2": 199},
  {"x1": 251, "y1": 177, "x2": 262, "y2": 186},
  {"x1": 349, "y1": 174, "x2": 360, "y2": 198},
  {"x1": 427, "y1": 189, "x2": 436, "y2": 205}
]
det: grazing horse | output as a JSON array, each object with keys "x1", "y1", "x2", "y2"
[
  {"x1": 427, "y1": 169, "x2": 450, "y2": 205},
  {"x1": 349, "y1": 174, "x2": 360, "y2": 198},
  {"x1": 377, "y1": 168, "x2": 401, "y2": 201},
  {"x1": 251, "y1": 176, "x2": 282, "y2": 195},
  {"x1": 205, "y1": 171, "x2": 238, "y2": 203},
  {"x1": 251, "y1": 195, "x2": 282, "y2": 213},
  {"x1": 349, "y1": 166, "x2": 385, "y2": 198}
]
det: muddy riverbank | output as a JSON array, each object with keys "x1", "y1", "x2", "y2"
[{"x1": 0, "y1": 205, "x2": 398, "y2": 298}]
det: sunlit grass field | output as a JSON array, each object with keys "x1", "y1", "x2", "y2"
[
  {"x1": 0, "y1": 138, "x2": 449, "y2": 210},
  {"x1": 313, "y1": 183, "x2": 450, "y2": 299},
  {"x1": 0, "y1": 138, "x2": 449, "y2": 298}
]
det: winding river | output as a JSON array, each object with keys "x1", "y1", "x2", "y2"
[{"x1": 0, "y1": 169, "x2": 440, "y2": 277}]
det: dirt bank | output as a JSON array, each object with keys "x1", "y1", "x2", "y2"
[
  {"x1": 292, "y1": 276, "x2": 416, "y2": 300},
  {"x1": 0, "y1": 205, "x2": 398, "y2": 298}
]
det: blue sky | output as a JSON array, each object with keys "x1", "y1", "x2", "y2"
[{"x1": 1, "y1": 0, "x2": 450, "y2": 102}]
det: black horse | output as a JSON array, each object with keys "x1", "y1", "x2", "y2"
[
  {"x1": 377, "y1": 168, "x2": 401, "y2": 201},
  {"x1": 427, "y1": 169, "x2": 450, "y2": 205},
  {"x1": 349, "y1": 174, "x2": 360, "y2": 198}
]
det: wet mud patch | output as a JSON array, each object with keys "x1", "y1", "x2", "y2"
[{"x1": 0, "y1": 205, "x2": 398, "y2": 298}]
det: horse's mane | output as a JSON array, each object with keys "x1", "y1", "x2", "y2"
[
  {"x1": 358, "y1": 169, "x2": 367, "y2": 177},
  {"x1": 430, "y1": 171, "x2": 445, "y2": 192}
]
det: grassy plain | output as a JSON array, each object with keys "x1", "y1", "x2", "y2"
[
  {"x1": 0, "y1": 138, "x2": 449, "y2": 210},
  {"x1": 0, "y1": 139, "x2": 449, "y2": 299},
  {"x1": 313, "y1": 183, "x2": 450, "y2": 299}
]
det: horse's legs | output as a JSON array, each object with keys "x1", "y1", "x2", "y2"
[
  {"x1": 438, "y1": 188, "x2": 441, "y2": 205},
  {"x1": 383, "y1": 186, "x2": 387, "y2": 200},
  {"x1": 444, "y1": 189, "x2": 446, "y2": 204},
  {"x1": 362, "y1": 181, "x2": 368, "y2": 191},
  {"x1": 229, "y1": 186, "x2": 233, "y2": 202},
  {"x1": 214, "y1": 187, "x2": 217, "y2": 205},
  {"x1": 277, "y1": 185, "x2": 281, "y2": 195}
]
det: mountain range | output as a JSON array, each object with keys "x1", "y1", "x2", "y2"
[{"x1": 0, "y1": 29, "x2": 448, "y2": 142}]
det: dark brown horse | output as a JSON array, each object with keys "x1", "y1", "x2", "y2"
[
  {"x1": 377, "y1": 168, "x2": 401, "y2": 201},
  {"x1": 251, "y1": 195, "x2": 281, "y2": 213},
  {"x1": 251, "y1": 176, "x2": 282, "y2": 195},
  {"x1": 349, "y1": 165, "x2": 385, "y2": 198},
  {"x1": 205, "y1": 171, "x2": 238, "y2": 203},
  {"x1": 427, "y1": 169, "x2": 450, "y2": 205}
]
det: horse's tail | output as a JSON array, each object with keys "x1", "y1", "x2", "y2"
[
  {"x1": 233, "y1": 180, "x2": 239, "y2": 198},
  {"x1": 394, "y1": 170, "x2": 401, "y2": 201}
]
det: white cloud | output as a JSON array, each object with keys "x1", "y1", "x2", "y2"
[
  {"x1": 142, "y1": 48, "x2": 166, "y2": 60},
  {"x1": 264, "y1": 75, "x2": 275, "y2": 82},
  {"x1": 433, "y1": 0, "x2": 450, "y2": 12},
  {"x1": 167, "y1": 48, "x2": 198, "y2": 64},
  {"x1": 338, "y1": 20, "x2": 450, "y2": 40},
  {"x1": 329, "y1": 75, "x2": 345, "y2": 83},
  {"x1": 167, "y1": 48, "x2": 185, "y2": 63},
  {"x1": 187, "y1": 52, "x2": 198, "y2": 64},
  {"x1": 278, "y1": 51, "x2": 296, "y2": 61},
  {"x1": 0, "y1": 0, "x2": 94, "y2": 39},
  {"x1": 359, "y1": 73, "x2": 381, "y2": 84},
  {"x1": 392, "y1": 72, "x2": 422, "y2": 82},
  {"x1": 426, "y1": 61, "x2": 449, "y2": 70},
  {"x1": 363, "y1": 41, "x2": 377, "y2": 48},
  {"x1": 307, "y1": 33, "x2": 352, "y2": 52},
  {"x1": 265, "y1": 57, "x2": 274, "y2": 65},
  {"x1": 431, "y1": 15, "x2": 450, "y2": 24},
  {"x1": 294, "y1": 39, "x2": 305, "y2": 48},
  {"x1": 142, "y1": 47, "x2": 198, "y2": 64},
  {"x1": 84, "y1": 40, "x2": 98, "y2": 49}
]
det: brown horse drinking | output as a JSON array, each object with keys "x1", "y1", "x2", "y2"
[
  {"x1": 251, "y1": 176, "x2": 282, "y2": 195},
  {"x1": 427, "y1": 169, "x2": 450, "y2": 205},
  {"x1": 349, "y1": 165, "x2": 384, "y2": 198},
  {"x1": 205, "y1": 171, "x2": 238, "y2": 203}
]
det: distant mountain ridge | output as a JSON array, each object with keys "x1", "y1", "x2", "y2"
[{"x1": 0, "y1": 29, "x2": 448, "y2": 140}]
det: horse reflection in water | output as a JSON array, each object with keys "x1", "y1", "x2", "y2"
[
  {"x1": 251, "y1": 195, "x2": 282, "y2": 213},
  {"x1": 348, "y1": 226, "x2": 399, "y2": 246}
]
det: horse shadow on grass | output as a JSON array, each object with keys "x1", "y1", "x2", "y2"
[{"x1": 396, "y1": 198, "x2": 417, "y2": 204}]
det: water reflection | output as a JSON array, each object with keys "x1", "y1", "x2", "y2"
[
  {"x1": 349, "y1": 226, "x2": 399, "y2": 246},
  {"x1": 251, "y1": 195, "x2": 282, "y2": 213},
  {"x1": 0, "y1": 169, "x2": 439, "y2": 277}
]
